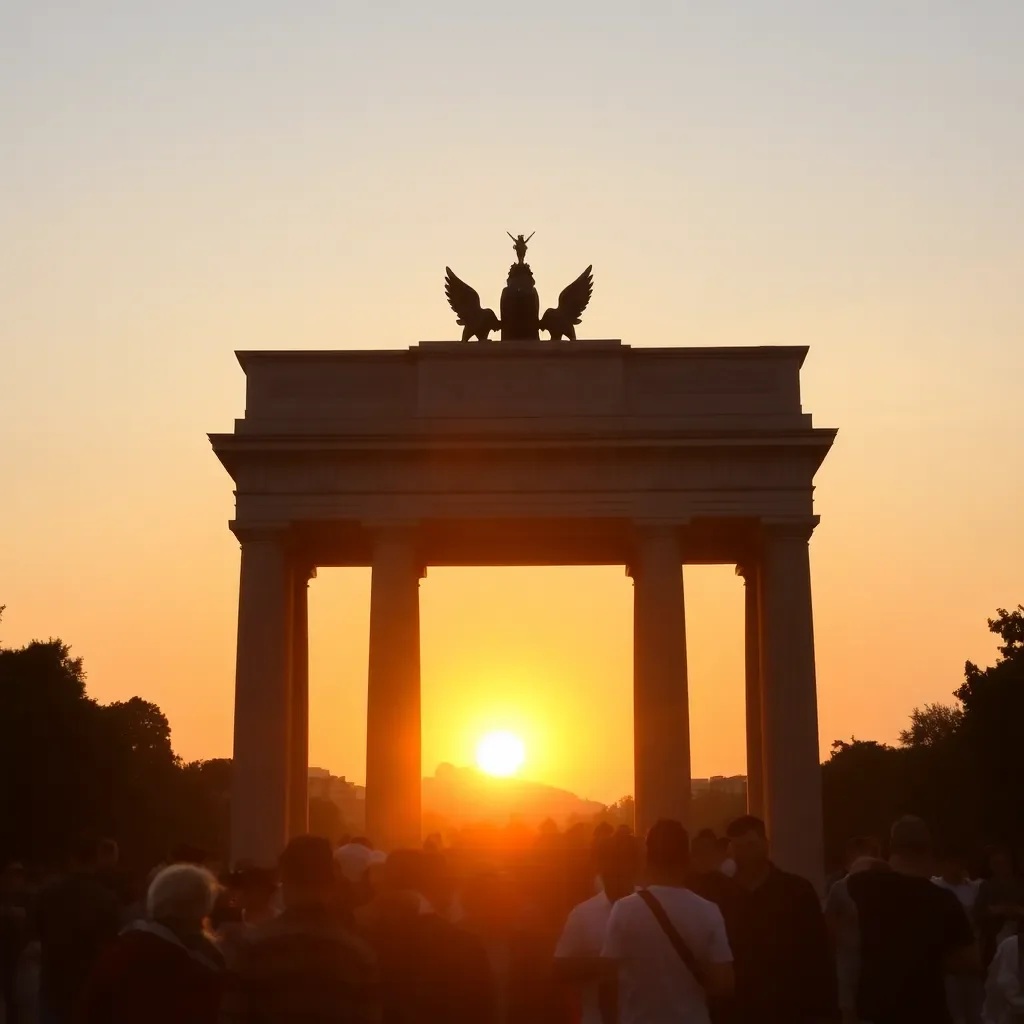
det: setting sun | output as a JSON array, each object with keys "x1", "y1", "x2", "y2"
[{"x1": 476, "y1": 730, "x2": 526, "y2": 777}]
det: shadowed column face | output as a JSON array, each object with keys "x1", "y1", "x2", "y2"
[
  {"x1": 288, "y1": 566, "x2": 312, "y2": 839},
  {"x1": 759, "y1": 522, "x2": 824, "y2": 889},
  {"x1": 738, "y1": 564, "x2": 765, "y2": 817},
  {"x1": 632, "y1": 527, "x2": 691, "y2": 836},
  {"x1": 231, "y1": 533, "x2": 293, "y2": 868},
  {"x1": 365, "y1": 528, "x2": 422, "y2": 851}
]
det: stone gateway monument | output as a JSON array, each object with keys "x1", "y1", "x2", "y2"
[{"x1": 210, "y1": 236, "x2": 836, "y2": 885}]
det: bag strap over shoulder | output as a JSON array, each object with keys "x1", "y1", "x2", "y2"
[{"x1": 637, "y1": 888, "x2": 708, "y2": 993}]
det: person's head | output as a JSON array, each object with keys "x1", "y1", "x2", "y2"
[
  {"x1": 594, "y1": 828, "x2": 639, "y2": 897},
  {"x1": 888, "y1": 816, "x2": 932, "y2": 875},
  {"x1": 420, "y1": 850, "x2": 455, "y2": 913},
  {"x1": 726, "y1": 815, "x2": 769, "y2": 872},
  {"x1": 147, "y1": 863, "x2": 220, "y2": 934},
  {"x1": 645, "y1": 819, "x2": 690, "y2": 884},
  {"x1": 97, "y1": 838, "x2": 119, "y2": 870},
  {"x1": 988, "y1": 844, "x2": 1016, "y2": 880},
  {"x1": 235, "y1": 867, "x2": 278, "y2": 922},
  {"x1": 690, "y1": 829, "x2": 722, "y2": 874},
  {"x1": 844, "y1": 835, "x2": 881, "y2": 870},
  {"x1": 279, "y1": 835, "x2": 336, "y2": 907},
  {"x1": 335, "y1": 842, "x2": 386, "y2": 888}
]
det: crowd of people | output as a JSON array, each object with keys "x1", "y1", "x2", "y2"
[{"x1": 1, "y1": 814, "x2": 1023, "y2": 1023}]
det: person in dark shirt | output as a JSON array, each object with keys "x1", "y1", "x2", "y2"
[
  {"x1": 975, "y1": 844, "x2": 1024, "y2": 967},
  {"x1": 77, "y1": 863, "x2": 224, "y2": 1024},
  {"x1": 686, "y1": 829, "x2": 743, "y2": 940},
  {"x1": 367, "y1": 848, "x2": 493, "y2": 1024},
  {"x1": 725, "y1": 815, "x2": 838, "y2": 1024},
  {"x1": 0, "y1": 861, "x2": 31, "y2": 1024},
  {"x1": 34, "y1": 836, "x2": 121, "y2": 1024},
  {"x1": 847, "y1": 816, "x2": 978, "y2": 1024},
  {"x1": 219, "y1": 835, "x2": 379, "y2": 1024}
]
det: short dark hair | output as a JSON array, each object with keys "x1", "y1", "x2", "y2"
[
  {"x1": 691, "y1": 828, "x2": 718, "y2": 852},
  {"x1": 595, "y1": 829, "x2": 639, "y2": 875},
  {"x1": 889, "y1": 816, "x2": 931, "y2": 859},
  {"x1": 230, "y1": 866, "x2": 278, "y2": 896},
  {"x1": 646, "y1": 819, "x2": 690, "y2": 872},
  {"x1": 726, "y1": 815, "x2": 767, "y2": 840},
  {"x1": 279, "y1": 835, "x2": 335, "y2": 888}
]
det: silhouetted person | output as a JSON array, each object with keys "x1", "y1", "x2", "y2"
[
  {"x1": 848, "y1": 816, "x2": 978, "y2": 1024},
  {"x1": 367, "y1": 848, "x2": 492, "y2": 1024},
  {"x1": 217, "y1": 868, "x2": 279, "y2": 970},
  {"x1": 725, "y1": 815, "x2": 837, "y2": 1024},
  {"x1": 554, "y1": 829, "x2": 639, "y2": 1024},
  {"x1": 976, "y1": 845, "x2": 1024, "y2": 968},
  {"x1": 34, "y1": 836, "x2": 121, "y2": 1024},
  {"x1": 982, "y1": 917, "x2": 1024, "y2": 1023},
  {"x1": 933, "y1": 846, "x2": 984, "y2": 1024},
  {"x1": 823, "y1": 836, "x2": 884, "y2": 1024},
  {"x1": 686, "y1": 830, "x2": 743, "y2": 940},
  {"x1": 0, "y1": 861, "x2": 30, "y2": 1024},
  {"x1": 93, "y1": 838, "x2": 134, "y2": 911},
  {"x1": 601, "y1": 819, "x2": 734, "y2": 1024},
  {"x1": 78, "y1": 863, "x2": 224, "y2": 1024},
  {"x1": 219, "y1": 835, "x2": 379, "y2": 1024}
]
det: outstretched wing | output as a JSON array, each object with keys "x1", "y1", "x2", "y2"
[
  {"x1": 556, "y1": 265, "x2": 593, "y2": 325},
  {"x1": 445, "y1": 267, "x2": 483, "y2": 325}
]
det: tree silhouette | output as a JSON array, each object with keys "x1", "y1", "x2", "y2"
[
  {"x1": 899, "y1": 703, "x2": 963, "y2": 747},
  {"x1": 0, "y1": 619, "x2": 230, "y2": 867}
]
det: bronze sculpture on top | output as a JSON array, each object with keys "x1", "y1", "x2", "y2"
[{"x1": 444, "y1": 233, "x2": 593, "y2": 342}]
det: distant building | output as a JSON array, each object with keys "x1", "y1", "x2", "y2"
[
  {"x1": 691, "y1": 776, "x2": 747, "y2": 799},
  {"x1": 307, "y1": 768, "x2": 365, "y2": 830},
  {"x1": 709, "y1": 775, "x2": 747, "y2": 798}
]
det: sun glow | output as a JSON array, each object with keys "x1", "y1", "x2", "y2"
[{"x1": 476, "y1": 730, "x2": 526, "y2": 777}]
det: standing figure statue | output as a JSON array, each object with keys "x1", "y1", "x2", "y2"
[{"x1": 507, "y1": 231, "x2": 535, "y2": 265}]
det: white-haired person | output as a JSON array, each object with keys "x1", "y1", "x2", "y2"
[{"x1": 77, "y1": 863, "x2": 225, "y2": 1024}]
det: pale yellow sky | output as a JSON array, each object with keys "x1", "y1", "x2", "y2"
[{"x1": 2, "y1": 3, "x2": 1022, "y2": 804}]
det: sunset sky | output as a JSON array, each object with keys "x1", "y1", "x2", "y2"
[{"x1": 3, "y1": 2, "x2": 1022, "y2": 805}]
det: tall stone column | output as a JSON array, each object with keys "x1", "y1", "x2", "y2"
[
  {"x1": 759, "y1": 520, "x2": 824, "y2": 888},
  {"x1": 632, "y1": 526, "x2": 691, "y2": 835},
  {"x1": 365, "y1": 528, "x2": 422, "y2": 851},
  {"x1": 737, "y1": 564, "x2": 765, "y2": 817},
  {"x1": 230, "y1": 530, "x2": 293, "y2": 867},
  {"x1": 288, "y1": 565, "x2": 314, "y2": 839}
]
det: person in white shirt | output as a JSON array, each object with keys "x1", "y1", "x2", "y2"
[
  {"x1": 933, "y1": 848, "x2": 984, "y2": 1024},
  {"x1": 601, "y1": 819, "x2": 734, "y2": 1024},
  {"x1": 983, "y1": 929, "x2": 1024, "y2": 1024},
  {"x1": 554, "y1": 828, "x2": 639, "y2": 1024}
]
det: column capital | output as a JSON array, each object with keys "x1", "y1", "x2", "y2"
[
  {"x1": 364, "y1": 523, "x2": 426, "y2": 578},
  {"x1": 760, "y1": 516, "x2": 820, "y2": 543},
  {"x1": 735, "y1": 563, "x2": 759, "y2": 582},
  {"x1": 229, "y1": 521, "x2": 293, "y2": 545},
  {"x1": 627, "y1": 523, "x2": 684, "y2": 581}
]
